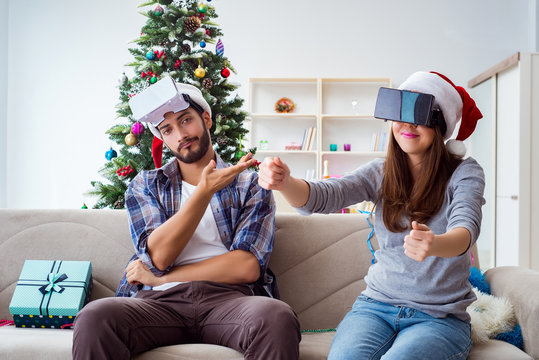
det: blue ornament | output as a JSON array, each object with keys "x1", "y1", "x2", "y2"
[
  {"x1": 200, "y1": 40, "x2": 206, "y2": 48},
  {"x1": 146, "y1": 50, "x2": 156, "y2": 60},
  {"x1": 105, "y1": 148, "x2": 118, "y2": 161}
]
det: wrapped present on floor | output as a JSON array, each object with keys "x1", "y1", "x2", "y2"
[{"x1": 9, "y1": 260, "x2": 92, "y2": 329}]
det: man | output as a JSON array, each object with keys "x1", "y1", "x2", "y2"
[{"x1": 73, "y1": 77, "x2": 300, "y2": 360}]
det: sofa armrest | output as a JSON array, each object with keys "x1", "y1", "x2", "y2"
[{"x1": 485, "y1": 266, "x2": 539, "y2": 359}]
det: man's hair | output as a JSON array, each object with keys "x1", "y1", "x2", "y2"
[{"x1": 379, "y1": 125, "x2": 462, "y2": 233}]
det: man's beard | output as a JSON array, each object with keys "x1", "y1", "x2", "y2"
[{"x1": 171, "y1": 128, "x2": 211, "y2": 164}]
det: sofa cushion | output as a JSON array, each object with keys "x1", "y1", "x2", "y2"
[
  {"x1": 468, "y1": 339, "x2": 532, "y2": 360},
  {"x1": 0, "y1": 328, "x2": 332, "y2": 360}
]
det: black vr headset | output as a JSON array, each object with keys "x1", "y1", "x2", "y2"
[{"x1": 374, "y1": 87, "x2": 447, "y2": 136}]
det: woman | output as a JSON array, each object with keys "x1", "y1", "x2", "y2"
[{"x1": 258, "y1": 71, "x2": 485, "y2": 360}]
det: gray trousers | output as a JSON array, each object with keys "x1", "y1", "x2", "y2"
[{"x1": 72, "y1": 281, "x2": 300, "y2": 360}]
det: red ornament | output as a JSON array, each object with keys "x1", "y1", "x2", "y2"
[
  {"x1": 205, "y1": 29, "x2": 210, "y2": 35},
  {"x1": 175, "y1": 59, "x2": 182, "y2": 69},
  {"x1": 221, "y1": 67, "x2": 230, "y2": 78}
]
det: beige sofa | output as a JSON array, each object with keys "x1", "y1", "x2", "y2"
[{"x1": 0, "y1": 209, "x2": 538, "y2": 359}]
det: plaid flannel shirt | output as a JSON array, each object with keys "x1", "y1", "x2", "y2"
[{"x1": 116, "y1": 154, "x2": 277, "y2": 298}]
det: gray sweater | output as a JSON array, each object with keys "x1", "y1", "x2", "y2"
[{"x1": 299, "y1": 157, "x2": 485, "y2": 322}]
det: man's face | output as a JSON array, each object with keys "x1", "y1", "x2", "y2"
[{"x1": 158, "y1": 107, "x2": 211, "y2": 164}]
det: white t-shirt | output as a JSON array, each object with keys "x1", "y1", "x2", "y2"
[{"x1": 152, "y1": 181, "x2": 228, "y2": 291}]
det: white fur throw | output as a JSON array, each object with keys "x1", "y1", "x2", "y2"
[{"x1": 466, "y1": 287, "x2": 517, "y2": 343}]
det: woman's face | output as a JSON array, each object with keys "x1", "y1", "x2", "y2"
[{"x1": 392, "y1": 121, "x2": 436, "y2": 161}]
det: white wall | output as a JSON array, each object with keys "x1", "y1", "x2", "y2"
[
  {"x1": 0, "y1": 0, "x2": 7, "y2": 208},
  {"x1": 4, "y1": 0, "x2": 534, "y2": 208},
  {"x1": 531, "y1": 0, "x2": 539, "y2": 51}
]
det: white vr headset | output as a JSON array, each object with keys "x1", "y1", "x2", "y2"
[{"x1": 128, "y1": 76, "x2": 206, "y2": 127}]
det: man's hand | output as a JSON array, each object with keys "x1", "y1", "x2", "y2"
[
  {"x1": 403, "y1": 221, "x2": 435, "y2": 262},
  {"x1": 126, "y1": 259, "x2": 163, "y2": 287},
  {"x1": 198, "y1": 153, "x2": 257, "y2": 194},
  {"x1": 258, "y1": 157, "x2": 290, "y2": 191}
]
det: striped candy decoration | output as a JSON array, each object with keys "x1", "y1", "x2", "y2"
[{"x1": 215, "y1": 39, "x2": 224, "y2": 57}]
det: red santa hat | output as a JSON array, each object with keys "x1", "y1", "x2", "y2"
[{"x1": 398, "y1": 71, "x2": 483, "y2": 157}]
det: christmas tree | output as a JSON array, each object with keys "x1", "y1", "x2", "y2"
[{"x1": 89, "y1": 0, "x2": 253, "y2": 209}]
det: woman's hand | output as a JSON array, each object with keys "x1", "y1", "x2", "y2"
[
  {"x1": 126, "y1": 259, "x2": 163, "y2": 287},
  {"x1": 258, "y1": 156, "x2": 291, "y2": 191},
  {"x1": 403, "y1": 221, "x2": 434, "y2": 262}
]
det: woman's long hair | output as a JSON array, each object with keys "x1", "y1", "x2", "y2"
[{"x1": 380, "y1": 125, "x2": 462, "y2": 232}]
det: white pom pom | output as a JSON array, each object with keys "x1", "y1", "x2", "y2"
[{"x1": 446, "y1": 139, "x2": 467, "y2": 157}]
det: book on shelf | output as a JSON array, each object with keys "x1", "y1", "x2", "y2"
[
  {"x1": 308, "y1": 127, "x2": 316, "y2": 150},
  {"x1": 301, "y1": 128, "x2": 309, "y2": 150},
  {"x1": 301, "y1": 127, "x2": 316, "y2": 151},
  {"x1": 370, "y1": 131, "x2": 389, "y2": 151}
]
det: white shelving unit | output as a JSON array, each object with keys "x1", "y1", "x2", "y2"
[{"x1": 248, "y1": 77, "x2": 392, "y2": 179}]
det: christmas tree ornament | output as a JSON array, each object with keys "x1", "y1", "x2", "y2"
[
  {"x1": 197, "y1": 3, "x2": 208, "y2": 13},
  {"x1": 131, "y1": 121, "x2": 145, "y2": 136},
  {"x1": 215, "y1": 39, "x2": 224, "y2": 56},
  {"x1": 116, "y1": 165, "x2": 134, "y2": 179},
  {"x1": 216, "y1": 136, "x2": 228, "y2": 146},
  {"x1": 105, "y1": 147, "x2": 118, "y2": 161},
  {"x1": 113, "y1": 199, "x2": 124, "y2": 209},
  {"x1": 202, "y1": 78, "x2": 213, "y2": 90},
  {"x1": 125, "y1": 133, "x2": 138, "y2": 146},
  {"x1": 81, "y1": 203, "x2": 88, "y2": 209},
  {"x1": 235, "y1": 135, "x2": 246, "y2": 160},
  {"x1": 117, "y1": 73, "x2": 128, "y2": 85},
  {"x1": 221, "y1": 67, "x2": 230, "y2": 78},
  {"x1": 150, "y1": 75, "x2": 158, "y2": 84},
  {"x1": 146, "y1": 50, "x2": 156, "y2": 60},
  {"x1": 156, "y1": 50, "x2": 166, "y2": 60},
  {"x1": 194, "y1": 65, "x2": 206, "y2": 78},
  {"x1": 184, "y1": 16, "x2": 201, "y2": 33},
  {"x1": 154, "y1": 5, "x2": 164, "y2": 16},
  {"x1": 200, "y1": 40, "x2": 206, "y2": 48},
  {"x1": 182, "y1": 44, "x2": 191, "y2": 54}
]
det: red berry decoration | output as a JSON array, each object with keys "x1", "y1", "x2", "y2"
[
  {"x1": 141, "y1": 71, "x2": 155, "y2": 82},
  {"x1": 206, "y1": 29, "x2": 210, "y2": 35},
  {"x1": 221, "y1": 67, "x2": 230, "y2": 78},
  {"x1": 116, "y1": 165, "x2": 134, "y2": 179},
  {"x1": 175, "y1": 59, "x2": 182, "y2": 69}
]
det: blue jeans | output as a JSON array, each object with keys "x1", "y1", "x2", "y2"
[{"x1": 328, "y1": 295, "x2": 472, "y2": 360}]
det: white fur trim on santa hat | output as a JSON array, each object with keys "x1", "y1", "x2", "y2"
[
  {"x1": 446, "y1": 139, "x2": 467, "y2": 157},
  {"x1": 399, "y1": 71, "x2": 463, "y2": 141}
]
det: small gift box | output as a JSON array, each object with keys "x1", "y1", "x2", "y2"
[{"x1": 9, "y1": 260, "x2": 92, "y2": 329}]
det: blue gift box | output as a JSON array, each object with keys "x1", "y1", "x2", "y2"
[{"x1": 9, "y1": 260, "x2": 92, "y2": 329}]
